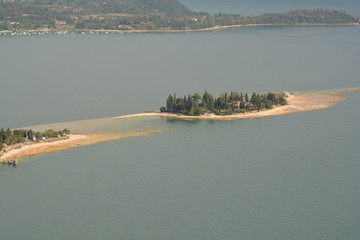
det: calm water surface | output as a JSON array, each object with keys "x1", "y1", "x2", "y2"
[
  {"x1": 0, "y1": 93, "x2": 359, "y2": 239},
  {"x1": 0, "y1": 2, "x2": 360, "y2": 239}
]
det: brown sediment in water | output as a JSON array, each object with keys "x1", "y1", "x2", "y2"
[{"x1": 0, "y1": 130, "x2": 165, "y2": 164}]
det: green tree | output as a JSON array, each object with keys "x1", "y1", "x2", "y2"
[
  {"x1": 35, "y1": 132, "x2": 42, "y2": 141},
  {"x1": 193, "y1": 93, "x2": 201, "y2": 103},
  {"x1": 166, "y1": 94, "x2": 174, "y2": 112},
  {"x1": 28, "y1": 129, "x2": 34, "y2": 140},
  {"x1": 202, "y1": 90, "x2": 215, "y2": 112},
  {"x1": 188, "y1": 105, "x2": 195, "y2": 116},
  {"x1": 245, "y1": 93, "x2": 249, "y2": 102},
  {"x1": 63, "y1": 128, "x2": 71, "y2": 135}
]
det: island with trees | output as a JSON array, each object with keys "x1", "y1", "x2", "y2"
[
  {"x1": 0, "y1": 0, "x2": 358, "y2": 33},
  {"x1": 160, "y1": 91, "x2": 288, "y2": 116}
]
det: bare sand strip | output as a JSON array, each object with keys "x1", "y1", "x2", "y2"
[
  {"x1": 0, "y1": 130, "x2": 164, "y2": 164},
  {"x1": 114, "y1": 90, "x2": 354, "y2": 120}
]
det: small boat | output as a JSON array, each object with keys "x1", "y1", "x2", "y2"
[{"x1": 144, "y1": 110, "x2": 157, "y2": 113}]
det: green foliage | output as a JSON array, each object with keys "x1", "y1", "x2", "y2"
[
  {"x1": 41, "y1": 129, "x2": 65, "y2": 138},
  {"x1": 161, "y1": 91, "x2": 288, "y2": 116},
  {"x1": 0, "y1": 128, "x2": 70, "y2": 149},
  {"x1": 63, "y1": 128, "x2": 71, "y2": 135},
  {"x1": 0, "y1": 0, "x2": 194, "y2": 30}
]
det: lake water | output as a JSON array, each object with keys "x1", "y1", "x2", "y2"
[{"x1": 1, "y1": 1, "x2": 360, "y2": 239}]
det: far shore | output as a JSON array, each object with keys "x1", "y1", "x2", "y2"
[{"x1": 1, "y1": 22, "x2": 358, "y2": 35}]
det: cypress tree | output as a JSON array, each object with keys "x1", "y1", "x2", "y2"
[
  {"x1": 173, "y1": 93, "x2": 176, "y2": 109},
  {"x1": 250, "y1": 92, "x2": 257, "y2": 103},
  {"x1": 166, "y1": 94, "x2": 172, "y2": 111}
]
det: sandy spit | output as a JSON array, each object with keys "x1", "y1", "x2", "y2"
[
  {"x1": 0, "y1": 130, "x2": 165, "y2": 164},
  {"x1": 1, "y1": 89, "x2": 357, "y2": 164}
]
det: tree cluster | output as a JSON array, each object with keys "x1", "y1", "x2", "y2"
[
  {"x1": 0, "y1": 128, "x2": 70, "y2": 150},
  {"x1": 213, "y1": 9, "x2": 357, "y2": 26},
  {"x1": 161, "y1": 91, "x2": 287, "y2": 116}
]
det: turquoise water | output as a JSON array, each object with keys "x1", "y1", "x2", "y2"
[{"x1": 1, "y1": 3, "x2": 360, "y2": 239}]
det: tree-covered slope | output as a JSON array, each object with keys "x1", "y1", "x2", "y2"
[
  {"x1": 0, "y1": 0, "x2": 192, "y2": 15},
  {"x1": 0, "y1": 0, "x2": 195, "y2": 30}
]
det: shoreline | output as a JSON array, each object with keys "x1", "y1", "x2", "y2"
[
  {"x1": 76, "y1": 23, "x2": 359, "y2": 34},
  {"x1": 1, "y1": 23, "x2": 358, "y2": 36}
]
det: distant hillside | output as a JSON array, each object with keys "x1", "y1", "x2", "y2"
[
  {"x1": 60, "y1": 0, "x2": 193, "y2": 15},
  {"x1": 0, "y1": 0, "x2": 357, "y2": 32},
  {"x1": 0, "y1": 0, "x2": 193, "y2": 16}
]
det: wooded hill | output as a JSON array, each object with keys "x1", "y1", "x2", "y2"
[{"x1": 0, "y1": 0, "x2": 357, "y2": 31}]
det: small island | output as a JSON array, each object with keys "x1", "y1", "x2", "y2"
[{"x1": 160, "y1": 91, "x2": 287, "y2": 116}]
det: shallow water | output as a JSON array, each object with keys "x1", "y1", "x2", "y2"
[
  {"x1": 26, "y1": 116, "x2": 168, "y2": 135},
  {"x1": 1, "y1": 3, "x2": 360, "y2": 239}
]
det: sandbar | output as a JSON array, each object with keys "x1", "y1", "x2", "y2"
[
  {"x1": 1, "y1": 89, "x2": 358, "y2": 164},
  {"x1": 0, "y1": 130, "x2": 164, "y2": 164}
]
